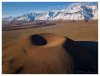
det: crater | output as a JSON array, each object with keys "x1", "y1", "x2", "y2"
[{"x1": 30, "y1": 34, "x2": 47, "y2": 46}]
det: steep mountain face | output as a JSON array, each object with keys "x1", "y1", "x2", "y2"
[{"x1": 2, "y1": 3, "x2": 98, "y2": 21}]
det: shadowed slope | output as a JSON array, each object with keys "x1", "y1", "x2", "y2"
[{"x1": 63, "y1": 39, "x2": 98, "y2": 73}]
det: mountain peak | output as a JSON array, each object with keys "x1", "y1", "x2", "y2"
[{"x1": 3, "y1": 2, "x2": 98, "y2": 21}]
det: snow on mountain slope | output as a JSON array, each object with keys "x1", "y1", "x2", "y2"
[
  {"x1": 2, "y1": 2, "x2": 98, "y2": 21},
  {"x1": 2, "y1": 16, "x2": 14, "y2": 21}
]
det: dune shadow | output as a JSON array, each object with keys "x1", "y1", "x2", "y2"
[
  {"x1": 75, "y1": 41, "x2": 98, "y2": 59},
  {"x1": 63, "y1": 39, "x2": 98, "y2": 74}
]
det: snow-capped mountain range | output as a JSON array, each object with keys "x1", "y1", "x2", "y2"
[{"x1": 2, "y1": 2, "x2": 98, "y2": 21}]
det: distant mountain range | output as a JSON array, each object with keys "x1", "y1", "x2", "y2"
[{"x1": 2, "y1": 2, "x2": 98, "y2": 21}]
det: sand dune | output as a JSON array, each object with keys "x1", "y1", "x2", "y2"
[{"x1": 2, "y1": 33, "x2": 98, "y2": 74}]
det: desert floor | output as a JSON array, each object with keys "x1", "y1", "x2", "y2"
[{"x1": 2, "y1": 20, "x2": 98, "y2": 48}]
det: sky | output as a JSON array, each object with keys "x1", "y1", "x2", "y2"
[
  {"x1": 2, "y1": 2, "x2": 76, "y2": 17},
  {"x1": 2, "y1": 2, "x2": 97, "y2": 17}
]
